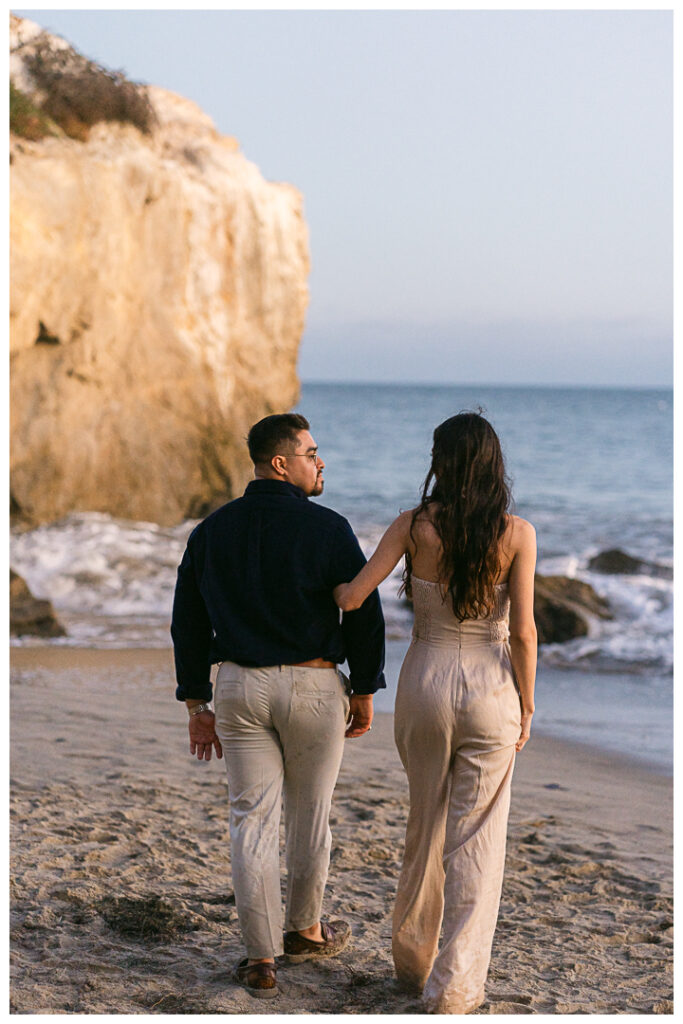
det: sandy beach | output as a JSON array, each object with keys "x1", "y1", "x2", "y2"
[{"x1": 10, "y1": 647, "x2": 672, "y2": 1015}]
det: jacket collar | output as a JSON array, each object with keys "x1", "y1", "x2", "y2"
[{"x1": 245, "y1": 479, "x2": 308, "y2": 501}]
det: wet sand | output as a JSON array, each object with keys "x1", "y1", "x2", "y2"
[{"x1": 10, "y1": 647, "x2": 672, "y2": 1014}]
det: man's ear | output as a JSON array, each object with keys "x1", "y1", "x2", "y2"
[{"x1": 271, "y1": 454, "x2": 287, "y2": 477}]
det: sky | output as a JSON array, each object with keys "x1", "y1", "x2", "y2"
[{"x1": 15, "y1": 9, "x2": 673, "y2": 387}]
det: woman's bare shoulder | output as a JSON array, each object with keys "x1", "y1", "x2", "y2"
[
  {"x1": 380, "y1": 508, "x2": 420, "y2": 549},
  {"x1": 394, "y1": 504, "x2": 435, "y2": 525},
  {"x1": 391, "y1": 508, "x2": 417, "y2": 533},
  {"x1": 409, "y1": 505, "x2": 442, "y2": 534},
  {"x1": 504, "y1": 515, "x2": 536, "y2": 552},
  {"x1": 394, "y1": 505, "x2": 440, "y2": 556}
]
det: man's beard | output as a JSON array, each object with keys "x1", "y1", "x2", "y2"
[{"x1": 312, "y1": 477, "x2": 324, "y2": 496}]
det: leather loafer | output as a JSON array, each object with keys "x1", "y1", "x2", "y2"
[
  {"x1": 283, "y1": 919, "x2": 351, "y2": 962},
  {"x1": 232, "y1": 958, "x2": 279, "y2": 999}
]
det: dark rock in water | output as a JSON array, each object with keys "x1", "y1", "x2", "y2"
[
  {"x1": 10, "y1": 569, "x2": 66, "y2": 637},
  {"x1": 534, "y1": 574, "x2": 611, "y2": 646},
  {"x1": 588, "y1": 548, "x2": 672, "y2": 580},
  {"x1": 588, "y1": 548, "x2": 641, "y2": 574},
  {"x1": 536, "y1": 575, "x2": 612, "y2": 619},
  {"x1": 534, "y1": 595, "x2": 587, "y2": 644}
]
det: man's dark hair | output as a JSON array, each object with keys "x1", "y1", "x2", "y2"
[{"x1": 247, "y1": 413, "x2": 310, "y2": 465}]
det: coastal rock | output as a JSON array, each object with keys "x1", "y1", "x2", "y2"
[
  {"x1": 534, "y1": 591, "x2": 587, "y2": 644},
  {"x1": 588, "y1": 548, "x2": 672, "y2": 580},
  {"x1": 534, "y1": 574, "x2": 611, "y2": 645},
  {"x1": 10, "y1": 16, "x2": 309, "y2": 526},
  {"x1": 10, "y1": 570, "x2": 66, "y2": 637}
]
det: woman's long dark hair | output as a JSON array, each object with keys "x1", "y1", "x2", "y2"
[{"x1": 404, "y1": 411, "x2": 512, "y2": 620}]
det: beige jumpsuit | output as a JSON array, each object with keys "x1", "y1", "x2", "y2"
[{"x1": 392, "y1": 579, "x2": 521, "y2": 1014}]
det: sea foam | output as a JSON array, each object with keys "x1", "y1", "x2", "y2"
[{"x1": 10, "y1": 512, "x2": 673, "y2": 673}]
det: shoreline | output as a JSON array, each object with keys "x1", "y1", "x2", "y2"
[
  {"x1": 10, "y1": 644, "x2": 672, "y2": 1013},
  {"x1": 10, "y1": 644, "x2": 672, "y2": 776}
]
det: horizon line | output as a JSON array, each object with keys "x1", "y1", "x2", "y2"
[{"x1": 297, "y1": 378, "x2": 673, "y2": 392}]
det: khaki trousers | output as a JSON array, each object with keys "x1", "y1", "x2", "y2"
[
  {"x1": 214, "y1": 662, "x2": 349, "y2": 959},
  {"x1": 392, "y1": 637, "x2": 520, "y2": 1013}
]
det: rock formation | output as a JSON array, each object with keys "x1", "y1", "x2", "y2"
[
  {"x1": 10, "y1": 570, "x2": 66, "y2": 637},
  {"x1": 534, "y1": 574, "x2": 612, "y2": 645},
  {"x1": 587, "y1": 548, "x2": 672, "y2": 580},
  {"x1": 10, "y1": 16, "x2": 309, "y2": 526}
]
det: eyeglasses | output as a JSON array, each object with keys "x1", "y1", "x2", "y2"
[{"x1": 276, "y1": 451, "x2": 321, "y2": 464}]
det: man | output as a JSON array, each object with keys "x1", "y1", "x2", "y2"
[{"x1": 171, "y1": 413, "x2": 385, "y2": 999}]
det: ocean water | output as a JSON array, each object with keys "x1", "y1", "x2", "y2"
[{"x1": 10, "y1": 383, "x2": 672, "y2": 768}]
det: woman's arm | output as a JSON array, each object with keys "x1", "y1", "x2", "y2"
[
  {"x1": 334, "y1": 511, "x2": 413, "y2": 611},
  {"x1": 506, "y1": 518, "x2": 537, "y2": 752}
]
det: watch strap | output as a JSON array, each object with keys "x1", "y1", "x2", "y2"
[{"x1": 188, "y1": 702, "x2": 213, "y2": 717}]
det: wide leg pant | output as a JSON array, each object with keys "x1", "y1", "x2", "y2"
[
  {"x1": 392, "y1": 637, "x2": 521, "y2": 1014},
  {"x1": 214, "y1": 662, "x2": 349, "y2": 959}
]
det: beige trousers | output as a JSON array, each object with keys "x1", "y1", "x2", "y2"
[
  {"x1": 214, "y1": 662, "x2": 349, "y2": 959},
  {"x1": 392, "y1": 637, "x2": 520, "y2": 1013}
]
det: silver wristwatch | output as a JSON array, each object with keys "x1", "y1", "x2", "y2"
[{"x1": 188, "y1": 702, "x2": 213, "y2": 717}]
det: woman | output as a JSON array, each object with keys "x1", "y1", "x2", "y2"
[{"x1": 334, "y1": 412, "x2": 536, "y2": 1014}]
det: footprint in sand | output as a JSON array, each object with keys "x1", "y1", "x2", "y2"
[
  {"x1": 487, "y1": 994, "x2": 535, "y2": 1014},
  {"x1": 519, "y1": 832, "x2": 544, "y2": 846}
]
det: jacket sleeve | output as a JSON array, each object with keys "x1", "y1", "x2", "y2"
[
  {"x1": 329, "y1": 520, "x2": 386, "y2": 695},
  {"x1": 171, "y1": 528, "x2": 214, "y2": 701}
]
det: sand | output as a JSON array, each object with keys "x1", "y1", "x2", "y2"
[{"x1": 10, "y1": 647, "x2": 672, "y2": 1014}]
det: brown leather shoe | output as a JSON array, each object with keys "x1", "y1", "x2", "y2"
[
  {"x1": 283, "y1": 919, "x2": 351, "y2": 962},
  {"x1": 232, "y1": 958, "x2": 279, "y2": 999}
]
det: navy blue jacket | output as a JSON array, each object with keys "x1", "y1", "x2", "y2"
[{"x1": 171, "y1": 479, "x2": 386, "y2": 700}]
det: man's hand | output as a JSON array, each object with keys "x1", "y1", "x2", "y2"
[
  {"x1": 345, "y1": 694, "x2": 373, "y2": 739},
  {"x1": 189, "y1": 711, "x2": 223, "y2": 761}
]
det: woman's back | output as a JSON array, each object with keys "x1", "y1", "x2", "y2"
[
  {"x1": 407, "y1": 505, "x2": 517, "y2": 591},
  {"x1": 410, "y1": 575, "x2": 511, "y2": 645},
  {"x1": 353, "y1": 411, "x2": 538, "y2": 1014}
]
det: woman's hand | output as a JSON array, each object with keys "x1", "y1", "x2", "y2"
[
  {"x1": 333, "y1": 582, "x2": 355, "y2": 611},
  {"x1": 516, "y1": 711, "x2": 533, "y2": 752}
]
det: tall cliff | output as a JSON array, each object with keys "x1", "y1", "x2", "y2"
[{"x1": 10, "y1": 16, "x2": 309, "y2": 526}]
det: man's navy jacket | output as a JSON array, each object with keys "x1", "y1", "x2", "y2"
[{"x1": 171, "y1": 479, "x2": 387, "y2": 701}]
